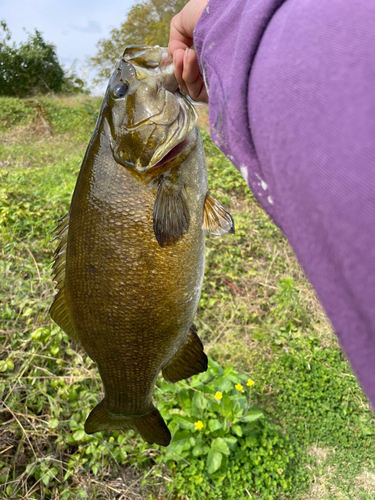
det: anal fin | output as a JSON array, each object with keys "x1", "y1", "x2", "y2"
[
  {"x1": 84, "y1": 400, "x2": 171, "y2": 447},
  {"x1": 202, "y1": 192, "x2": 235, "y2": 235},
  {"x1": 162, "y1": 324, "x2": 208, "y2": 383}
]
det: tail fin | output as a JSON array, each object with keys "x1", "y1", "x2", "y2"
[{"x1": 84, "y1": 400, "x2": 171, "y2": 446}]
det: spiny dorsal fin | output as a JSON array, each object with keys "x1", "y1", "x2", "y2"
[
  {"x1": 49, "y1": 213, "x2": 76, "y2": 341},
  {"x1": 153, "y1": 177, "x2": 190, "y2": 248},
  {"x1": 202, "y1": 193, "x2": 235, "y2": 235}
]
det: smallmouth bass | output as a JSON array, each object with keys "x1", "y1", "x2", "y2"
[{"x1": 50, "y1": 45, "x2": 234, "y2": 446}]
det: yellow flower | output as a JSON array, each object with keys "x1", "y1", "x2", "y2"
[
  {"x1": 110, "y1": 436, "x2": 114, "y2": 441},
  {"x1": 247, "y1": 379, "x2": 254, "y2": 387},
  {"x1": 235, "y1": 383, "x2": 244, "y2": 392},
  {"x1": 194, "y1": 421, "x2": 204, "y2": 431},
  {"x1": 214, "y1": 391, "x2": 223, "y2": 400}
]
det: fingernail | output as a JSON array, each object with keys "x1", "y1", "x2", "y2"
[{"x1": 184, "y1": 48, "x2": 189, "y2": 64}]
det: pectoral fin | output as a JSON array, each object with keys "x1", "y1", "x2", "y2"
[
  {"x1": 162, "y1": 324, "x2": 208, "y2": 383},
  {"x1": 153, "y1": 177, "x2": 190, "y2": 247},
  {"x1": 85, "y1": 400, "x2": 171, "y2": 447},
  {"x1": 202, "y1": 192, "x2": 235, "y2": 235}
]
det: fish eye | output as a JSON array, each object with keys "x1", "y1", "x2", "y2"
[{"x1": 113, "y1": 82, "x2": 128, "y2": 98}]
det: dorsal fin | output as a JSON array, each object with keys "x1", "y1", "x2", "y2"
[
  {"x1": 49, "y1": 213, "x2": 76, "y2": 340},
  {"x1": 202, "y1": 193, "x2": 235, "y2": 235}
]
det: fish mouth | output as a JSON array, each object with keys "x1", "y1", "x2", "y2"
[
  {"x1": 148, "y1": 129, "x2": 197, "y2": 171},
  {"x1": 146, "y1": 91, "x2": 198, "y2": 170}
]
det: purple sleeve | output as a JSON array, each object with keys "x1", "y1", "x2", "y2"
[{"x1": 194, "y1": 0, "x2": 375, "y2": 407}]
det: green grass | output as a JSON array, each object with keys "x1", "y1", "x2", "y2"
[{"x1": 1, "y1": 97, "x2": 375, "y2": 499}]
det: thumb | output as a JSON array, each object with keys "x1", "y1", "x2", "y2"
[{"x1": 169, "y1": 0, "x2": 209, "y2": 55}]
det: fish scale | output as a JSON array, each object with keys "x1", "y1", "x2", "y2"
[{"x1": 50, "y1": 45, "x2": 234, "y2": 446}]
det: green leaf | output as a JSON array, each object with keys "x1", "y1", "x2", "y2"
[
  {"x1": 206, "y1": 449, "x2": 222, "y2": 474},
  {"x1": 172, "y1": 415, "x2": 195, "y2": 430},
  {"x1": 192, "y1": 391, "x2": 207, "y2": 410},
  {"x1": 117, "y1": 434, "x2": 126, "y2": 444},
  {"x1": 31, "y1": 327, "x2": 44, "y2": 339},
  {"x1": 164, "y1": 452, "x2": 182, "y2": 462},
  {"x1": 73, "y1": 429, "x2": 86, "y2": 441},
  {"x1": 215, "y1": 377, "x2": 233, "y2": 393},
  {"x1": 41, "y1": 474, "x2": 51, "y2": 487},
  {"x1": 172, "y1": 430, "x2": 191, "y2": 442},
  {"x1": 242, "y1": 410, "x2": 263, "y2": 423},
  {"x1": 63, "y1": 471, "x2": 72, "y2": 481},
  {"x1": 192, "y1": 444, "x2": 209, "y2": 457},
  {"x1": 22, "y1": 307, "x2": 33, "y2": 317},
  {"x1": 78, "y1": 488, "x2": 89, "y2": 498},
  {"x1": 48, "y1": 418, "x2": 59, "y2": 429},
  {"x1": 211, "y1": 437, "x2": 230, "y2": 456},
  {"x1": 50, "y1": 345, "x2": 60, "y2": 355},
  {"x1": 208, "y1": 419, "x2": 222, "y2": 432},
  {"x1": 5, "y1": 359, "x2": 14, "y2": 371},
  {"x1": 232, "y1": 425, "x2": 243, "y2": 437},
  {"x1": 190, "y1": 377, "x2": 203, "y2": 388},
  {"x1": 224, "y1": 436, "x2": 237, "y2": 447},
  {"x1": 168, "y1": 430, "x2": 192, "y2": 455}
]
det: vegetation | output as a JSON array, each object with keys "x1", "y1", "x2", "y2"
[
  {"x1": 89, "y1": 0, "x2": 188, "y2": 82},
  {"x1": 1, "y1": 96, "x2": 375, "y2": 499},
  {"x1": 0, "y1": 21, "x2": 86, "y2": 97}
]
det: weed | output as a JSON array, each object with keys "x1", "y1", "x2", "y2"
[{"x1": 1, "y1": 97, "x2": 374, "y2": 499}]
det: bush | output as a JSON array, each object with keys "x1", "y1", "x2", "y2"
[
  {"x1": 154, "y1": 359, "x2": 305, "y2": 499},
  {"x1": 0, "y1": 21, "x2": 85, "y2": 97}
]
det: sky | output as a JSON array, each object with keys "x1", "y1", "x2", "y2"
[{"x1": 2, "y1": 0, "x2": 139, "y2": 93}]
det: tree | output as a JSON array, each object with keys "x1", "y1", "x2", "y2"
[
  {"x1": 0, "y1": 21, "x2": 85, "y2": 97},
  {"x1": 89, "y1": 0, "x2": 188, "y2": 83}
]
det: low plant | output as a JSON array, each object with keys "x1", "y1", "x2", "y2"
[
  {"x1": 154, "y1": 358, "x2": 303, "y2": 499},
  {"x1": 2, "y1": 96, "x2": 375, "y2": 499}
]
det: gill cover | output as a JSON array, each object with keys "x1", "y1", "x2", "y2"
[{"x1": 105, "y1": 45, "x2": 198, "y2": 173}]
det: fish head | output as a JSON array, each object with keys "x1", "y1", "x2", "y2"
[{"x1": 104, "y1": 45, "x2": 198, "y2": 176}]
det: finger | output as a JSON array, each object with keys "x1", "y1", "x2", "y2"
[
  {"x1": 190, "y1": 79, "x2": 208, "y2": 103},
  {"x1": 182, "y1": 49, "x2": 200, "y2": 85},
  {"x1": 169, "y1": 0, "x2": 209, "y2": 55},
  {"x1": 169, "y1": 12, "x2": 193, "y2": 55},
  {"x1": 183, "y1": 49, "x2": 208, "y2": 103},
  {"x1": 173, "y1": 49, "x2": 189, "y2": 94}
]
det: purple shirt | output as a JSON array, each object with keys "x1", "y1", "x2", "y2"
[{"x1": 194, "y1": 0, "x2": 375, "y2": 406}]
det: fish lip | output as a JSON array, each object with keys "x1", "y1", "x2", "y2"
[{"x1": 147, "y1": 135, "x2": 191, "y2": 171}]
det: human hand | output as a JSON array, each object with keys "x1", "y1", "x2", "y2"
[{"x1": 169, "y1": 0, "x2": 209, "y2": 103}]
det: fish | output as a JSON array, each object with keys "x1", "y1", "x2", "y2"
[{"x1": 50, "y1": 45, "x2": 234, "y2": 447}]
